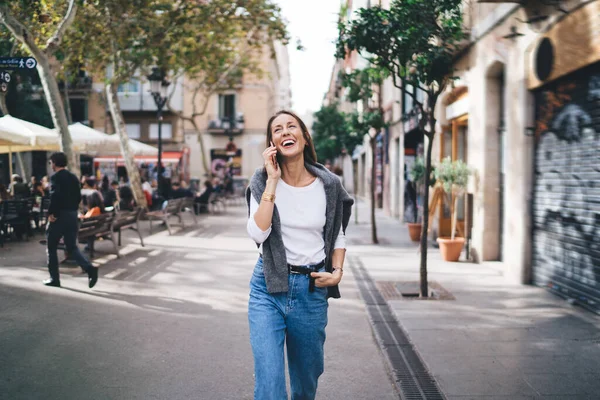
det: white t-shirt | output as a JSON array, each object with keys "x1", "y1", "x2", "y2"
[{"x1": 247, "y1": 177, "x2": 346, "y2": 266}]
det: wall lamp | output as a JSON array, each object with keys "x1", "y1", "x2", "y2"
[{"x1": 502, "y1": 26, "x2": 525, "y2": 41}]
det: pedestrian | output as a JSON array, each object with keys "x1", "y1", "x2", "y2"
[
  {"x1": 44, "y1": 152, "x2": 98, "y2": 288},
  {"x1": 246, "y1": 110, "x2": 354, "y2": 400}
]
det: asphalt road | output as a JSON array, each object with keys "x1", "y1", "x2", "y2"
[{"x1": 0, "y1": 205, "x2": 398, "y2": 400}]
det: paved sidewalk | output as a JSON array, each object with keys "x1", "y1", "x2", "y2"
[
  {"x1": 0, "y1": 205, "x2": 398, "y2": 400},
  {"x1": 347, "y1": 199, "x2": 600, "y2": 399}
]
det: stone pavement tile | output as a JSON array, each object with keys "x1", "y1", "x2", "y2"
[
  {"x1": 446, "y1": 397, "x2": 538, "y2": 400},
  {"x1": 464, "y1": 328, "x2": 541, "y2": 342},
  {"x1": 495, "y1": 355, "x2": 596, "y2": 375},
  {"x1": 435, "y1": 372, "x2": 539, "y2": 397},
  {"x1": 522, "y1": 373, "x2": 600, "y2": 396},
  {"x1": 421, "y1": 355, "x2": 506, "y2": 376}
]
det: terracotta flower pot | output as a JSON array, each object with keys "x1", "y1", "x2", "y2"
[
  {"x1": 437, "y1": 237, "x2": 465, "y2": 262},
  {"x1": 407, "y1": 223, "x2": 422, "y2": 242}
]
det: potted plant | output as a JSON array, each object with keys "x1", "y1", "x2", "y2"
[
  {"x1": 433, "y1": 157, "x2": 471, "y2": 261},
  {"x1": 406, "y1": 157, "x2": 426, "y2": 241}
]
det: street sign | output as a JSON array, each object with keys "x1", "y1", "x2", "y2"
[
  {"x1": 1, "y1": 82, "x2": 8, "y2": 93},
  {"x1": 0, "y1": 57, "x2": 37, "y2": 70},
  {"x1": 0, "y1": 72, "x2": 11, "y2": 83}
]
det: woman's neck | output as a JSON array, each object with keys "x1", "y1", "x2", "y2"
[{"x1": 280, "y1": 156, "x2": 310, "y2": 187}]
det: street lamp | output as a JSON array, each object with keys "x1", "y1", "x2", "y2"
[{"x1": 147, "y1": 67, "x2": 170, "y2": 197}]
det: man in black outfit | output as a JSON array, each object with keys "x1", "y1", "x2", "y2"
[{"x1": 43, "y1": 152, "x2": 98, "y2": 288}]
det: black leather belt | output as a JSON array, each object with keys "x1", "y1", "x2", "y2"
[{"x1": 288, "y1": 260, "x2": 325, "y2": 292}]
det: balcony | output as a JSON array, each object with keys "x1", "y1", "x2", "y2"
[
  {"x1": 207, "y1": 113, "x2": 245, "y2": 136},
  {"x1": 117, "y1": 76, "x2": 184, "y2": 113}
]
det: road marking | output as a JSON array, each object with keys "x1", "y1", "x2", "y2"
[{"x1": 104, "y1": 268, "x2": 127, "y2": 279}]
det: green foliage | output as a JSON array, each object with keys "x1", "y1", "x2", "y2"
[
  {"x1": 311, "y1": 103, "x2": 360, "y2": 162},
  {"x1": 410, "y1": 157, "x2": 426, "y2": 184},
  {"x1": 340, "y1": 66, "x2": 387, "y2": 104},
  {"x1": 433, "y1": 157, "x2": 470, "y2": 194},
  {"x1": 336, "y1": 0, "x2": 464, "y2": 93},
  {"x1": 347, "y1": 109, "x2": 385, "y2": 137},
  {"x1": 153, "y1": 0, "x2": 288, "y2": 94}
]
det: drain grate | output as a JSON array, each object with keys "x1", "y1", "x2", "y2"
[{"x1": 349, "y1": 256, "x2": 446, "y2": 400}]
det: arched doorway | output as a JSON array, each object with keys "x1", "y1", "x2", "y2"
[{"x1": 485, "y1": 61, "x2": 506, "y2": 261}]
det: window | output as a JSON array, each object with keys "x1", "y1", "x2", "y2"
[
  {"x1": 150, "y1": 123, "x2": 172, "y2": 140},
  {"x1": 403, "y1": 83, "x2": 413, "y2": 114},
  {"x1": 218, "y1": 94, "x2": 236, "y2": 124},
  {"x1": 118, "y1": 78, "x2": 140, "y2": 93},
  {"x1": 126, "y1": 123, "x2": 140, "y2": 139}
]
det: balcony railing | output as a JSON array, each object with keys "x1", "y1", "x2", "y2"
[{"x1": 207, "y1": 113, "x2": 245, "y2": 135}]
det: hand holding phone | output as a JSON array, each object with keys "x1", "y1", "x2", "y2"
[{"x1": 262, "y1": 141, "x2": 281, "y2": 180}]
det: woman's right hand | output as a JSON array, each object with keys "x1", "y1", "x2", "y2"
[{"x1": 262, "y1": 142, "x2": 281, "y2": 180}]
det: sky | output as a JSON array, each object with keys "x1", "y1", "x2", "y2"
[{"x1": 275, "y1": 0, "x2": 341, "y2": 116}]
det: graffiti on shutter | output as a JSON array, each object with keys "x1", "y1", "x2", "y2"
[{"x1": 533, "y1": 66, "x2": 600, "y2": 311}]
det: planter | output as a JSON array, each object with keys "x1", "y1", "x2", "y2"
[
  {"x1": 436, "y1": 237, "x2": 465, "y2": 262},
  {"x1": 407, "y1": 223, "x2": 422, "y2": 242}
]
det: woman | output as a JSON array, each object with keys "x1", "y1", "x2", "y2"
[
  {"x1": 118, "y1": 185, "x2": 136, "y2": 211},
  {"x1": 82, "y1": 191, "x2": 105, "y2": 218},
  {"x1": 246, "y1": 110, "x2": 353, "y2": 400}
]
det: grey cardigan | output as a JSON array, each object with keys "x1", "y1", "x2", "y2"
[{"x1": 246, "y1": 162, "x2": 354, "y2": 299}]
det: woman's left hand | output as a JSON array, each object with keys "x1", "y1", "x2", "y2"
[{"x1": 310, "y1": 270, "x2": 342, "y2": 287}]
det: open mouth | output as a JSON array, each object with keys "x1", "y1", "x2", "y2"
[{"x1": 281, "y1": 139, "x2": 296, "y2": 149}]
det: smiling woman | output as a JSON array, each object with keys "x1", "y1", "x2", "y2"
[
  {"x1": 265, "y1": 110, "x2": 317, "y2": 166},
  {"x1": 245, "y1": 110, "x2": 354, "y2": 399}
]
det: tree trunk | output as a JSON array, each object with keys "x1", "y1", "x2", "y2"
[
  {"x1": 370, "y1": 137, "x2": 379, "y2": 244},
  {"x1": 419, "y1": 129, "x2": 434, "y2": 297},
  {"x1": 63, "y1": 77, "x2": 73, "y2": 124},
  {"x1": 105, "y1": 82, "x2": 147, "y2": 209},
  {"x1": 36, "y1": 55, "x2": 79, "y2": 176},
  {"x1": 0, "y1": 93, "x2": 8, "y2": 116},
  {"x1": 451, "y1": 193, "x2": 458, "y2": 241},
  {"x1": 191, "y1": 118, "x2": 211, "y2": 178}
]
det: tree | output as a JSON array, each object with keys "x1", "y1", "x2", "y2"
[
  {"x1": 339, "y1": 67, "x2": 387, "y2": 245},
  {"x1": 155, "y1": 0, "x2": 288, "y2": 177},
  {"x1": 311, "y1": 103, "x2": 361, "y2": 162},
  {"x1": 0, "y1": 0, "x2": 81, "y2": 175},
  {"x1": 63, "y1": 0, "x2": 175, "y2": 207},
  {"x1": 337, "y1": 0, "x2": 465, "y2": 296}
]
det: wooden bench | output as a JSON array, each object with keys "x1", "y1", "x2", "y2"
[
  {"x1": 144, "y1": 198, "x2": 184, "y2": 235},
  {"x1": 112, "y1": 207, "x2": 145, "y2": 247},
  {"x1": 207, "y1": 192, "x2": 227, "y2": 214},
  {"x1": 179, "y1": 197, "x2": 198, "y2": 227},
  {"x1": 77, "y1": 213, "x2": 118, "y2": 258}
]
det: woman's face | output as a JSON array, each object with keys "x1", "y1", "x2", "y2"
[{"x1": 270, "y1": 113, "x2": 306, "y2": 159}]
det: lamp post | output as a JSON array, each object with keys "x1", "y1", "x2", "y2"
[{"x1": 148, "y1": 67, "x2": 170, "y2": 198}]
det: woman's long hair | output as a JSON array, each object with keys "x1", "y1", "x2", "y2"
[
  {"x1": 266, "y1": 110, "x2": 317, "y2": 165},
  {"x1": 87, "y1": 191, "x2": 105, "y2": 213}
]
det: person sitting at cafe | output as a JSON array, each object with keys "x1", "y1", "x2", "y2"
[
  {"x1": 194, "y1": 180, "x2": 213, "y2": 214},
  {"x1": 118, "y1": 185, "x2": 136, "y2": 211},
  {"x1": 11, "y1": 175, "x2": 30, "y2": 199},
  {"x1": 170, "y1": 181, "x2": 193, "y2": 199},
  {"x1": 82, "y1": 191, "x2": 105, "y2": 219},
  {"x1": 31, "y1": 181, "x2": 47, "y2": 230}
]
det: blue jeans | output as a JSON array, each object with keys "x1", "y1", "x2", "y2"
[
  {"x1": 248, "y1": 257, "x2": 329, "y2": 400},
  {"x1": 46, "y1": 211, "x2": 93, "y2": 281}
]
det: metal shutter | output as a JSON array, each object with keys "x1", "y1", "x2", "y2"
[{"x1": 532, "y1": 63, "x2": 600, "y2": 314}]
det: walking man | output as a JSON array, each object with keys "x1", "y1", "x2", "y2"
[{"x1": 43, "y1": 152, "x2": 98, "y2": 288}]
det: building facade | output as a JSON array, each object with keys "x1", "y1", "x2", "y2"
[
  {"x1": 183, "y1": 42, "x2": 291, "y2": 183},
  {"x1": 333, "y1": 0, "x2": 600, "y2": 312}
]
